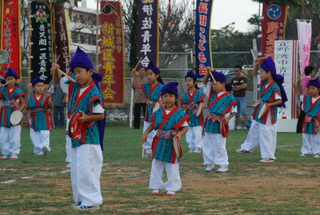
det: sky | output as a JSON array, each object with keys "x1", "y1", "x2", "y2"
[
  {"x1": 87, "y1": 0, "x2": 260, "y2": 32},
  {"x1": 212, "y1": 0, "x2": 260, "y2": 32}
]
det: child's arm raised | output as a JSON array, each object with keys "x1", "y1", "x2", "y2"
[
  {"x1": 203, "y1": 67, "x2": 212, "y2": 86},
  {"x1": 131, "y1": 69, "x2": 141, "y2": 89},
  {"x1": 252, "y1": 58, "x2": 260, "y2": 79}
]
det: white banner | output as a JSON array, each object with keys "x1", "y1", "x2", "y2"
[
  {"x1": 274, "y1": 40, "x2": 298, "y2": 119},
  {"x1": 297, "y1": 20, "x2": 312, "y2": 76}
]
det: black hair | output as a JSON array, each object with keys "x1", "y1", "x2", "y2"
[
  {"x1": 161, "y1": 92, "x2": 179, "y2": 105},
  {"x1": 304, "y1": 66, "x2": 314, "y2": 76},
  {"x1": 234, "y1": 65, "x2": 242, "y2": 70}
]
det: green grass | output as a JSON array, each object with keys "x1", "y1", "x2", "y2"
[{"x1": 1, "y1": 125, "x2": 320, "y2": 214}]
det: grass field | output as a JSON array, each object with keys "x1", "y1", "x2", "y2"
[{"x1": 1, "y1": 124, "x2": 320, "y2": 214}]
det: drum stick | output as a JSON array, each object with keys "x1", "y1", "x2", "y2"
[
  {"x1": 57, "y1": 69, "x2": 76, "y2": 83},
  {"x1": 3, "y1": 79, "x2": 14, "y2": 86},
  {"x1": 55, "y1": 55, "x2": 60, "y2": 63},
  {"x1": 134, "y1": 57, "x2": 143, "y2": 71},
  {"x1": 258, "y1": 53, "x2": 274, "y2": 60},
  {"x1": 208, "y1": 70, "x2": 216, "y2": 83}
]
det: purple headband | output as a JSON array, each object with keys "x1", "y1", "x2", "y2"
[
  {"x1": 5, "y1": 68, "x2": 18, "y2": 79},
  {"x1": 161, "y1": 82, "x2": 178, "y2": 96},
  {"x1": 308, "y1": 78, "x2": 320, "y2": 89},
  {"x1": 70, "y1": 47, "x2": 94, "y2": 71},
  {"x1": 32, "y1": 76, "x2": 45, "y2": 86},
  {"x1": 211, "y1": 71, "x2": 226, "y2": 83}
]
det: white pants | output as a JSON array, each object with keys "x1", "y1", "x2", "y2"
[
  {"x1": 71, "y1": 144, "x2": 103, "y2": 206},
  {"x1": 0, "y1": 126, "x2": 21, "y2": 156},
  {"x1": 149, "y1": 159, "x2": 181, "y2": 192},
  {"x1": 302, "y1": 133, "x2": 320, "y2": 155},
  {"x1": 143, "y1": 121, "x2": 156, "y2": 153},
  {"x1": 30, "y1": 129, "x2": 51, "y2": 155},
  {"x1": 202, "y1": 132, "x2": 228, "y2": 166},
  {"x1": 65, "y1": 118, "x2": 72, "y2": 163},
  {"x1": 186, "y1": 126, "x2": 203, "y2": 150},
  {"x1": 241, "y1": 119, "x2": 277, "y2": 159}
]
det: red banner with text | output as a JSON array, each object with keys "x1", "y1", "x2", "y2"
[
  {"x1": 99, "y1": 1, "x2": 125, "y2": 106},
  {"x1": 260, "y1": 2, "x2": 288, "y2": 57},
  {"x1": 1, "y1": 0, "x2": 21, "y2": 80}
]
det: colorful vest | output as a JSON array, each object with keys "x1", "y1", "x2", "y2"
[
  {"x1": 204, "y1": 90, "x2": 237, "y2": 133},
  {"x1": 302, "y1": 95, "x2": 320, "y2": 134},
  {"x1": 252, "y1": 80, "x2": 281, "y2": 124},
  {"x1": 141, "y1": 82, "x2": 163, "y2": 123},
  {"x1": 27, "y1": 94, "x2": 54, "y2": 131},
  {"x1": 68, "y1": 81, "x2": 104, "y2": 148},
  {"x1": 151, "y1": 106, "x2": 189, "y2": 164},
  {"x1": 180, "y1": 89, "x2": 205, "y2": 127},
  {"x1": 0, "y1": 86, "x2": 24, "y2": 127}
]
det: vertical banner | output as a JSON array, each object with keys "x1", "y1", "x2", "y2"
[
  {"x1": 1, "y1": 0, "x2": 22, "y2": 80},
  {"x1": 260, "y1": 2, "x2": 288, "y2": 57},
  {"x1": 99, "y1": 1, "x2": 125, "y2": 106},
  {"x1": 55, "y1": 4, "x2": 70, "y2": 76},
  {"x1": 30, "y1": 1, "x2": 53, "y2": 84},
  {"x1": 137, "y1": 0, "x2": 159, "y2": 67},
  {"x1": 274, "y1": 40, "x2": 298, "y2": 119},
  {"x1": 195, "y1": 0, "x2": 214, "y2": 79},
  {"x1": 297, "y1": 20, "x2": 312, "y2": 79}
]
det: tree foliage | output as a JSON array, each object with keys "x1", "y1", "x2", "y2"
[{"x1": 122, "y1": 0, "x2": 194, "y2": 67}]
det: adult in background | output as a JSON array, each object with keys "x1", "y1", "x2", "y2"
[
  {"x1": 132, "y1": 66, "x2": 147, "y2": 129},
  {"x1": 230, "y1": 65, "x2": 248, "y2": 129},
  {"x1": 49, "y1": 76, "x2": 66, "y2": 129}
]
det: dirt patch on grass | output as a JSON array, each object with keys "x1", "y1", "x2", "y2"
[{"x1": 1, "y1": 162, "x2": 320, "y2": 214}]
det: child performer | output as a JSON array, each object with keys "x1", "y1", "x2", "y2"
[
  {"x1": 0, "y1": 68, "x2": 25, "y2": 160},
  {"x1": 132, "y1": 61, "x2": 164, "y2": 157},
  {"x1": 202, "y1": 69, "x2": 237, "y2": 173},
  {"x1": 180, "y1": 71, "x2": 205, "y2": 153},
  {"x1": 142, "y1": 82, "x2": 189, "y2": 196},
  {"x1": 26, "y1": 77, "x2": 54, "y2": 156},
  {"x1": 51, "y1": 47, "x2": 105, "y2": 211},
  {"x1": 300, "y1": 78, "x2": 320, "y2": 157},
  {"x1": 236, "y1": 57, "x2": 287, "y2": 163}
]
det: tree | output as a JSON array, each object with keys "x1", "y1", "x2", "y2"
[{"x1": 122, "y1": 0, "x2": 195, "y2": 68}]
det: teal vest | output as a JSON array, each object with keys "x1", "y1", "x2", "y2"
[{"x1": 68, "y1": 81, "x2": 103, "y2": 148}]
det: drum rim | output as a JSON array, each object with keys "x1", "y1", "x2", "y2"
[{"x1": 10, "y1": 110, "x2": 23, "y2": 125}]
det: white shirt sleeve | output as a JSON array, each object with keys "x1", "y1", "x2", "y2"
[
  {"x1": 231, "y1": 105, "x2": 237, "y2": 113},
  {"x1": 92, "y1": 103, "x2": 105, "y2": 114},
  {"x1": 275, "y1": 92, "x2": 281, "y2": 100},
  {"x1": 203, "y1": 83, "x2": 212, "y2": 98},
  {"x1": 181, "y1": 121, "x2": 188, "y2": 127},
  {"x1": 60, "y1": 76, "x2": 69, "y2": 94}
]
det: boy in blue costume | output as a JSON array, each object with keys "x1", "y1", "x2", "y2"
[
  {"x1": 0, "y1": 68, "x2": 25, "y2": 160},
  {"x1": 180, "y1": 71, "x2": 205, "y2": 153},
  {"x1": 236, "y1": 57, "x2": 287, "y2": 163},
  {"x1": 202, "y1": 69, "x2": 237, "y2": 173},
  {"x1": 300, "y1": 78, "x2": 320, "y2": 157},
  {"x1": 51, "y1": 47, "x2": 105, "y2": 211},
  {"x1": 26, "y1": 76, "x2": 54, "y2": 155},
  {"x1": 132, "y1": 61, "x2": 164, "y2": 157},
  {"x1": 142, "y1": 82, "x2": 189, "y2": 196}
]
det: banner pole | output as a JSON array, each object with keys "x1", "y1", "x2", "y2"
[{"x1": 95, "y1": 0, "x2": 100, "y2": 71}]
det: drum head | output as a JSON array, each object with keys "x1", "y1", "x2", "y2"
[
  {"x1": 258, "y1": 104, "x2": 268, "y2": 119},
  {"x1": 152, "y1": 102, "x2": 160, "y2": 113},
  {"x1": 196, "y1": 103, "x2": 204, "y2": 117},
  {"x1": 10, "y1": 110, "x2": 23, "y2": 126},
  {"x1": 68, "y1": 112, "x2": 83, "y2": 138},
  {"x1": 220, "y1": 118, "x2": 230, "y2": 138},
  {"x1": 173, "y1": 137, "x2": 183, "y2": 158}
]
